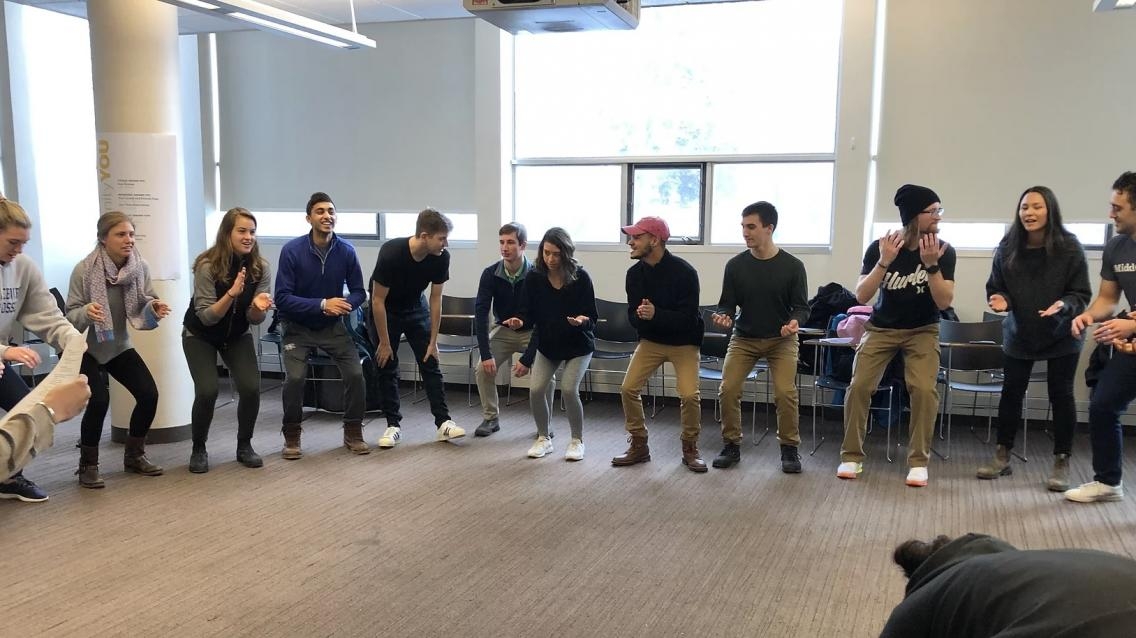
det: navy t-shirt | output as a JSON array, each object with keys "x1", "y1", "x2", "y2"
[
  {"x1": 861, "y1": 239, "x2": 956, "y2": 329},
  {"x1": 1101, "y1": 234, "x2": 1136, "y2": 310},
  {"x1": 370, "y1": 237, "x2": 450, "y2": 312}
]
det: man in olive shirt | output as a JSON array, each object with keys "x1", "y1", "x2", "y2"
[{"x1": 711, "y1": 202, "x2": 809, "y2": 472}]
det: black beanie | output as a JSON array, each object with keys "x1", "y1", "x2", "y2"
[
  {"x1": 894, "y1": 184, "x2": 939, "y2": 226},
  {"x1": 306, "y1": 191, "x2": 333, "y2": 215}
]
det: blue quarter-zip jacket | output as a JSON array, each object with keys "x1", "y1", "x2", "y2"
[{"x1": 275, "y1": 232, "x2": 367, "y2": 329}]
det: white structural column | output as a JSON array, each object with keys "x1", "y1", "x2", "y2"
[{"x1": 87, "y1": 0, "x2": 193, "y2": 442}]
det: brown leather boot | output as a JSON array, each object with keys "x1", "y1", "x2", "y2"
[
  {"x1": 976, "y1": 444, "x2": 1011, "y2": 480},
  {"x1": 611, "y1": 435, "x2": 651, "y2": 466},
  {"x1": 282, "y1": 425, "x2": 303, "y2": 460},
  {"x1": 681, "y1": 439, "x2": 707, "y2": 473},
  {"x1": 123, "y1": 435, "x2": 164, "y2": 476},
  {"x1": 77, "y1": 445, "x2": 105, "y2": 489},
  {"x1": 1047, "y1": 453, "x2": 1071, "y2": 492},
  {"x1": 343, "y1": 422, "x2": 371, "y2": 455}
]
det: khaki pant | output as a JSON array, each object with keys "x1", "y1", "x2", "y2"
[
  {"x1": 474, "y1": 326, "x2": 532, "y2": 420},
  {"x1": 719, "y1": 335, "x2": 800, "y2": 446},
  {"x1": 839, "y1": 323, "x2": 940, "y2": 467},
  {"x1": 620, "y1": 340, "x2": 701, "y2": 441}
]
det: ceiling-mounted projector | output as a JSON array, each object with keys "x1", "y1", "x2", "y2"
[{"x1": 464, "y1": 0, "x2": 640, "y2": 34}]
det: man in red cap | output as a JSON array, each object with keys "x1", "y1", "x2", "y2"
[
  {"x1": 612, "y1": 216, "x2": 707, "y2": 472},
  {"x1": 711, "y1": 202, "x2": 809, "y2": 473}
]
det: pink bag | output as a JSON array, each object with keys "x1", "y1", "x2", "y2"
[{"x1": 837, "y1": 305, "x2": 874, "y2": 345}]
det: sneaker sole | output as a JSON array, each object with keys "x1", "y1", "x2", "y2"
[
  {"x1": 528, "y1": 448, "x2": 552, "y2": 459},
  {"x1": 565, "y1": 455, "x2": 584, "y2": 462},
  {"x1": 437, "y1": 433, "x2": 466, "y2": 442},
  {"x1": 1066, "y1": 493, "x2": 1123, "y2": 503},
  {"x1": 836, "y1": 469, "x2": 861, "y2": 479},
  {"x1": 0, "y1": 492, "x2": 48, "y2": 503},
  {"x1": 905, "y1": 479, "x2": 928, "y2": 488}
]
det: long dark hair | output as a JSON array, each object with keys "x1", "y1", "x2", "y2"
[
  {"x1": 533, "y1": 227, "x2": 579, "y2": 283},
  {"x1": 1000, "y1": 185, "x2": 1075, "y2": 271},
  {"x1": 192, "y1": 207, "x2": 267, "y2": 285}
]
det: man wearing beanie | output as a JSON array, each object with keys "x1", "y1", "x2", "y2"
[
  {"x1": 612, "y1": 216, "x2": 706, "y2": 472},
  {"x1": 274, "y1": 191, "x2": 370, "y2": 459},
  {"x1": 837, "y1": 184, "x2": 955, "y2": 487}
]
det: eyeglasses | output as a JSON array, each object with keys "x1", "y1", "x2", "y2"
[{"x1": 922, "y1": 207, "x2": 945, "y2": 217}]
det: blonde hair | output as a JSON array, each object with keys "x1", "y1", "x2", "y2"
[
  {"x1": 0, "y1": 197, "x2": 33, "y2": 231},
  {"x1": 97, "y1": 211, "x2": 133, "y2": 244}
]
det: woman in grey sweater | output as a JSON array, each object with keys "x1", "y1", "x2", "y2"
[
  {"x1": 979, "y1": 186, "x2": 1091, "y2": 489},
  {"x1": 182, "y1": 208, "x2": 272, "y2": 472},
  {"x1": 66, "y1": 212, "x2": 171, "y2": 487}
]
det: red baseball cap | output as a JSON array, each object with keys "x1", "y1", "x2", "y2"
[{"x1": 621, "y1": 216, "x2": 670, "y2": 242}]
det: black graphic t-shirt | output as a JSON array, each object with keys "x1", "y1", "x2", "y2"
[
  {"x1": 1101, "y1": 234, "x2": 1136, "y2": 310},
  {"x1": 860, "y1": 239, "x2": 957, "y2": 329}
]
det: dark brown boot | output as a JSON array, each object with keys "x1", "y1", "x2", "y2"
[
  {"x1": 343, "y1": 422, "x2": 371, "y2": 455},
  {"x1": 611, "y1": 435, "x2": 651, "y2": 466},
  {"x1": 77, "y1": 445, "x2": 105, "y2": 489},
  {"x1": 976, "y1": 444, "x2": 1011, "y2": 480},
  {"x1": 123, "y1": 435, "x2": 164, "y2": 476},
  {"x1": 282, "y1": 425, "x2": 303, "y2": 460},
  {"x1": 682, "y1": 439, "x2": 708, "y2": 473}
]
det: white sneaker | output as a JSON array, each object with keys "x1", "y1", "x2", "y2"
[
  {"x1": 565, "y1": 438, "x2": 585, "y2": 461},
  {"x1": 1064, "y1": 481, "x2": 1124, "y2": 503},
  {"x1": 906, "y1": 466, "x2": 929, "y2": 488},
  {"x1": 528, "y1": 436, "x2": 553, "y2": 458},
  {"x1": 378, "y1": 426, "x2": 401, "y2": 449},
  {"x1": 836, "y1": 461, "x2": 862, "y2": 479},
  {"x1": 435, "y1": 420, "x2": 466, "y2": 442}
]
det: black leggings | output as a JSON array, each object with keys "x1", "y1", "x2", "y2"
[
  {"x1": 996, "y1": 351, "x2": 1079, "y2": 455},
  {"x1": 79, "y1": 349, "x2": 159, "y2": 446}
]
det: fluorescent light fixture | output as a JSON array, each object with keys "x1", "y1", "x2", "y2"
[
  {"x1": 163, "y1": 0, "x2": 376, "y2": 49},
  {"x1": 1093, "y1": 0, "x2": 1136, "y2": 11}
]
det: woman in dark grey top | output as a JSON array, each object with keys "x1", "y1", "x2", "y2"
[
  {"x1": 182, "y1": 208, "x2": 273, "y2": 473},
  {"x1": 978, "y1": 186, "x2": 1090, "y2": 489}
]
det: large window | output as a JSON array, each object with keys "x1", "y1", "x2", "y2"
[{"x1": 513, "y1": 0, "x2": 843, "y2": 246}]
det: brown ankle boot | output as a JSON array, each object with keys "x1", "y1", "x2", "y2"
[
  {"x1": 123, "y1": 435, "x2": 164, "y2": 476},
  {"x1": 282, "y1": 425, "x2": 303, "y2": 460},
  {"x1": 682, "y1": 439, "x2": 708, "y2": 473},
  {"x1": 77, "y1": 445, "x2": 105, "y2": 489},
  {"x1": 1047, "y1": 453, "x2": 1071, "y2": 492},
  {"x1": 976, "y1": 444, "x2": 1011, "y2": 480},
  {"x1": 343, "y1": 422, "x2": 371, "y2": 455},
  {"x1": 611, "y1": 435, "x2": 651, "y2": 466}
]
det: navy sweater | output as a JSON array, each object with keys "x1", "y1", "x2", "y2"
[
  {"x1": 474, "y1": 258, "x2": 537, "y2": 363},
  {"x1": 275, "y1": 232, "x2": 366, "y2": 330}
]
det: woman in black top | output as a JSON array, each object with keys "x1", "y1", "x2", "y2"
[
  {"x1": 504, "y1": 228, "x2": 597, "y2": 462},
  {"x1": 182, "y1": 208, "x2": 273, "y2": 473},
  {"x1": 978, "y1": 186, "x2": 1090, "y2": 489}
]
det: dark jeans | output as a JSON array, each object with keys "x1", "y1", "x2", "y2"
[
  {"x1": 80, "y1": 349, "x2": 160, "y2": 446},
  {"x1": 377, "y1": 306, "x2": 450, "y2": 427},
  {"x1": 280, "y1": 319, "x2": 364, "y2": 427},
  {"x1": 0, "y1": 362, "x2": 31, "y2": 481},
  {"x1": 183, "y1": 333, "x2": 261, "y2": 447},
  {"x1": 1088, "y1": 350, "x2": 1136, "y2": 486},
  {"x1": 996, "y1": 351, "x2": 1079, "y2": 455}
]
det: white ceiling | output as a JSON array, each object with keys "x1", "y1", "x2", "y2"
[{"x1": 12, "y1": 0, "x2": 712, "y2": 34}]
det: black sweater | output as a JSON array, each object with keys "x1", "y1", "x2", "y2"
[
  {"x1": 625, "y1": 250, "x2": 703, "y2": 347},
  {"x1": 985, "y1": 238, "x2": 1090, "y2": 360},
  {"x1": 880, "y1": 533, "x2": 1136, "y2": 638},
  {"x1": 515, "y1": 268, "x2": 598, "y2": 366}
]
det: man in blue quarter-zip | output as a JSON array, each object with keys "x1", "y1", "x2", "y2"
[{"x1": 274, "y1": 192, "x2": 369, "y2": 460}]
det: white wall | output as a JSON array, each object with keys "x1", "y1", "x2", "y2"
[{"x1": 213, "y1": 1, "x2": 1136, "y2": 415}]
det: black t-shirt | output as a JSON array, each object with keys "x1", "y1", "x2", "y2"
[
  {"x1": 370, "y1": 237, "x2": 450, "y2": 312},
  {"x1": 861, "y1": 239, "x2": 956, "y2": 329}
]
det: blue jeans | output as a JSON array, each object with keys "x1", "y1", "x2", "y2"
[
  {"x1": 377, "y1": 306, "x2": 450, "y2": 427},
  {"x1": 1088, "y1": 350, "x2": 1136, "y2": 486}
]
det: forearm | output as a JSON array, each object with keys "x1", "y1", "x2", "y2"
[
  {"x1": 855, "y1": 269, "x2": 885, "y2": 304},
  {"x1": 372, "y1": 300, "x2": 391, "y2": 346},
  {"x1": 928, "y1": 275, "x2": 954, "y2": 310}
]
